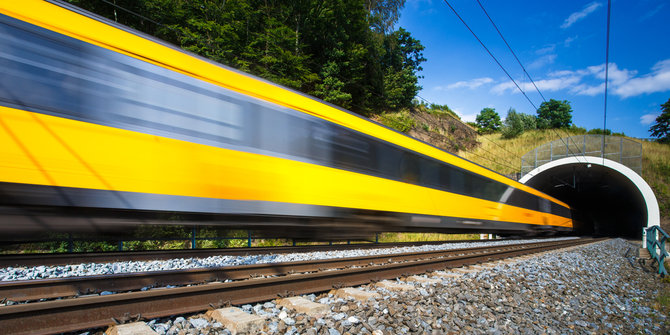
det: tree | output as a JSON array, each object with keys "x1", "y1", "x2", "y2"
[
  {"x1": 501, "y1": 108, "x2": 536, "y2": 139},
  {"x1": 475, "y1": 108, "x2": 501, "y2": 134},
  {"x1": 536, "y1": 99, "x2": 573, "y2": 128},
  {"x1": 650, "y1": 98, "x2": 670, "y2": 143},
  {"x1": 380, "y1": 28, "x2": 425, "y2": 110},
  {"x1": 501, "y1": 109, "x2": 523, "y2": 139}
]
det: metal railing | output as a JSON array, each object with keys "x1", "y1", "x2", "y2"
[
  {"x1": 521, "y1": 135, "x2": 642, "y2": 177},
  {"x1": 645, "y1": 225, "x2": 669, "y2": 276}
]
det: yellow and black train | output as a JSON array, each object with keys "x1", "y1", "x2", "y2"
[{"x1": 0, "y1": 0, "x2": 572, "y2": 239}]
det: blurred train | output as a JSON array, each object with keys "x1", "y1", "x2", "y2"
[{"x1": 0, "y1": 0, "x2": 572, "y2": 240}]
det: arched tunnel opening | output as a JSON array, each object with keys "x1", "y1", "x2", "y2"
[{"x1": 521, "y1": 160, "x2": 649, "y2": 239}]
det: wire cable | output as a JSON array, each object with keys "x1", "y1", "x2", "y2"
[
  {"x1": 441, "y1": 0, "x2": 538, "y2": 110},
  {"x1": 475, "y1": 0, "x2": 546, "y2": 102},
  {"x1": 602, "y1": 0, "x2": 612, "y2": 164},
  {"x1": 470, "y1": 0, "x2": 584, "y2": 163},
  {"x1": 415, "y1": 95, "x2": 524, "y2": 168}
]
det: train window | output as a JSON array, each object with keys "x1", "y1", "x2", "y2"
[
  {"x1": 448, "y1": 167, "x2": 467, "y2": 195},
  {"x1": 539, "y1": 198, "x2": 551, "y2": 213},
  {"x1": 419, "y1": 160, "x2": 439, "y2": 187},
  {"x1": 551, "y1": 202, "x2": 571, "y2": 218},
  {"x1": 331, "y1": 129, "x2": 371, "y2": 171},
  {"x1": 375, "y1": 143, "x2": 402, "y2": 180},
  {"x1": 438, "y1": 165, "x2": 452, "y2": 190},
  {"x1": 400, "y1": 152, "x2": 420, "y2": 184}
]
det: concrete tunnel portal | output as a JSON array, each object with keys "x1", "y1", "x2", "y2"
[{"x1": 519, "y1": 156, "x2": 660, "y2": 239}]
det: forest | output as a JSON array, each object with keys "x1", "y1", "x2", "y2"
[{"x1": 66, "y1": 0, "x2": 425, "y2": 116}]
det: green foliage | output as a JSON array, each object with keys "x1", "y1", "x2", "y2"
[
  {"x1": 587, "y1": 128, "x2": 612, "y2": 135},
  {"x1": 650, "y1": 98, "x2": 670, "y2": 143},
  {"x1": 586, "y1": 128, "x2": 627, "y2": 137},
  {"x1": 378, "y1": 110, "x2": 415, "y2": 132},
  {"x1": 66, "y1": 0, "x2": 425, "y2": 116},
  {"x1": 427, "y1": 103, "x2": 460, "y2": 119},
  {"x1": 380, "y1": 28, "x2": 425, "y2": 110},
  {"x1": 475, "y1": 107, "x2": 502, "y2": 134},
  {"x1": 569, "y1": 125, "x2": 587, "y2": 134},
  {"x1": 501, "y1": 108, "x2": 537, "y2": 139},
  {"x1": 536, "y1": 99, "x2": 573, "y2": 128},
  {"x1": 501, "y1": 109, "x2": 524, "y2": 139}
]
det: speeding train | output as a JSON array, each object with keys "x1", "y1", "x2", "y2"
[{"x1": 0, "y1": 1, "x2": 572, "y2": 240}]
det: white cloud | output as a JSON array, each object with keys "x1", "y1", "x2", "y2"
[
  {"x1": 491, "y1": 74, "x2": 581, "y2": 95},
  {"x1": 564, "y1": 36, "x2": 577, "y2": 47},
  {"x1": 585, "y1": 63, "x2": 636, "y2": 85},
  {"x1": 439, "y1": 77, "x2": 494, "y2": 90},
  {"x1": 535, "y1": 45, "x2": 556, "y2": 55},
  {"x1": 640, "y1": 113, "x2": 660, "y2": 125},
  {"x1": 613, "y1": 59, "x2": 670, "y2": 98},
  {"x1": 640, "y1": 4, "x2": 664, "y2": 22},
  {"x1": 453, "y1": 108, "x2": 477, "y2": 123},
  {"x1": 528, "y1": 54, "x2": 557, "y2": 70},
  {"x1": 561, "y1": 2, "x2": 602, "y2": 29},
  {"x1": 492, "y1": 59, "x2": 670, "y2": 99},
  {"x1": 568, "y1": 63, "x2": 637, "y2": 96},
  {"x1": 570, "y1": 83, "x2": 605, "y2": 96}
]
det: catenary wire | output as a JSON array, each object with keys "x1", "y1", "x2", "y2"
[
  {"x1": 470, "y1": 0, "x2": 585, "y2": 163},
  {"x1": 415, "y1": 95, "x2": 524, "y2": 170},
  {"x1": 602, "y1": 0, "x2": 612, "y2": 165}
]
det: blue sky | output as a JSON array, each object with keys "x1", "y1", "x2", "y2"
[{"x1": 398, "y1": 0, "x2": 670, "y2": 138}]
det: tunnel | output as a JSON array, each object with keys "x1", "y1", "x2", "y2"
[{"x1": 519, "y1": 156, "x2": 660, "y2": 239}]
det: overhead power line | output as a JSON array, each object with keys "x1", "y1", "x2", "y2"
[
  {"x1": 474, "y1": 0, "x2": 546, "y2": 102},
  {"x1": 602, "y1": 0, "x2": 612, "y2": 164},
  {"x1": 441, "y1": 0, "x2": 538, "y2": 110},
  {"x1": 467, "y1": 0, "x2": 584, "y2": 163},
  {"x1": 416, "y1": 95, "x2": 525, "y2": 167}
]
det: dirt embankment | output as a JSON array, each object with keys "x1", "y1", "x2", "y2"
[{"x1": 372, "y1": 107, "x2": 479, "y2": 153}]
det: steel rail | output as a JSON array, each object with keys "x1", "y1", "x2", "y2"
[
  {"x1": 0, "y1": 239, "x2": 498, "y2": 267},
  {"x1": 1, "y1": 239, "x2": 582, "y2": 302},
  {"x1": 0, "y1": 238, "x2": 603, "y2": 335}
]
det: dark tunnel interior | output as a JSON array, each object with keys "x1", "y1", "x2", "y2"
[{"x1": 523, "y1": 163, "x2": 647, "y2": 239}]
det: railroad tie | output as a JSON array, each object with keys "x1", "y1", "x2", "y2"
[
  {"x1": 330, "y1": 287, "x2": 381, "y2": 302},
  {"x1": 375, "y1": 280, "x2": 415, "y2": 292},
  {"x1": 406, "y1": 275, "x2": 441, "y2": 285},
  {"x1": 431, "y1": 271, "x2": 462, "y2": 279},
  {"x1": 451, "y1": 267, "x2": 476, "y2": 274},
  {"x1": 276, "y1": 296, "x2": 329, "y2": 317},
  {"x1": 206, "y1": 307, "x2": 265, "y2": 335},
  {"x1": 107, "y1": 322, "x2": 158, "y2": 335}
]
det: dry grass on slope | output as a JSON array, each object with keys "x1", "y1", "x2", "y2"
[
  {"x1": 457, "y1": 129, "x2": 585, "y2": 176},
  {"x1": 641, "y1": 140, "x2": 670, "y2": 230}
]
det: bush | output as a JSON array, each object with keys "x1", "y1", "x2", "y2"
[
  {"x1": 378, "y1": 111, "x2": 416, "y2": 133},
  {"x1": 501, "y1": 109, "x2": 536, "y2": 139}
]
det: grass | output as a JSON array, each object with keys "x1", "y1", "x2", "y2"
[
  {"x1": 641, "y1": 140, "x2": 670, "y2": 226},
  {"x1": 458, "y1": 129, "x2": 586, "y2": 175},
  {"x1": 375, "y1": 109, "x2": 416, "y2": 133}
]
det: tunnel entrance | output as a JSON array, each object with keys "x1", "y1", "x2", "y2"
[{"x1": 520, "y1": 157, "x2": 659, "y2": 239}]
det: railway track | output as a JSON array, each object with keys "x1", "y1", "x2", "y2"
[
  {"x1": 0, "y1": 238, "x2": 603, "y2": 334},
  {"x1": 0, "y1": 239, "x2": 496, "y2": 267}
]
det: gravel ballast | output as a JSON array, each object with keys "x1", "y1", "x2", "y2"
[
  {"x1": 0, "y1": 237, "x2": 575, "y2": 281},
  {"x1": 140, "y1": 239, "x2": 668, "y2": 334}
]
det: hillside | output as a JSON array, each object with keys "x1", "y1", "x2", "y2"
[{"x1": 372, "y1": 106, "x2": 479, "y2": 153}]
